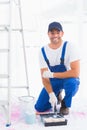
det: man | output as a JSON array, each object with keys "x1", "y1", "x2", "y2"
[{"x1": 35, "y1": 22, "x2": 80, "y2": 115}]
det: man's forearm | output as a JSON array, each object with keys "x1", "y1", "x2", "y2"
[
  {"x1": 42, "y1": 78, "x2": 53, "y2": 94},
  {"x1": 53, "y1": 69, "x2": 80, "y2": 78}
]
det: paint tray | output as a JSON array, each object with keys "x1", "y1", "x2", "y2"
[{"x1": 40, "y1": 113, "x2": 67, "y2": 127}]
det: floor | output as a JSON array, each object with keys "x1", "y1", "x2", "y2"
[{"x1": 0, "y1": 94, "x2": 87, "y2": 130}]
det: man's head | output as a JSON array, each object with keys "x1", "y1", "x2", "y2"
[
  {"x1": 48, "y1": 22, "x2": 63, "y2": 32},
  {"x1": 48, "y1": 22, "x2": 64, "y2": 44}
]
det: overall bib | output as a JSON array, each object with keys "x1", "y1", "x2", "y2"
[{"x1": 35, "y1": 41, "x2": 80, "y2": 112}]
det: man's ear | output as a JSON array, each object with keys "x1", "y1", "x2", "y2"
[{"x1": 60, "y1": 31, "x2": 64, "y2": 37}]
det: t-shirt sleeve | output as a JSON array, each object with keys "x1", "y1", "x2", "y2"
[
  {"x1": 67, "y1": 43, "x2": 81, "y2": 63},
  {"x1": 39, "y1": 49, "x2": 48, "y2": 69}
]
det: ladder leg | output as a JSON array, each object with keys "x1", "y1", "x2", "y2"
[
  {"x1": 6, "y1": 0, "x2": 12, "y2": 126},
  {"x1": 18, "y1": 0, "x2": 30, "y2": 96}
]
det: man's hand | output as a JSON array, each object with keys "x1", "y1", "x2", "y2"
[
  {"x1": 49, "y1": 92, "x2": 57, "y2": 112},
  {"x1": 42, "y1": 70, "x2": 54, "y2": 78}
]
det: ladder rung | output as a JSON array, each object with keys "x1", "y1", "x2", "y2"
[
  {"x1": 0, "y1": 74, "x2": 9, "y2": 78},
  {"x1": 0, "y1": 25, "x2": 9, "y2": 27},
  {"x1": 0, "y1": 100, "x2": 8, "y2": 106},
  {"x1": 11, "y1": 28, "x2": 23, "y2": 32},
  {"x1": 0, "y1": 86, "x2": 29, "y2": 88},
  {"x1": 0, "y1": 1, "x2": 10, "y2": 4},
  {"x1": 0, "y1": 24, "x2": 10, "y2": 31},
  {"x1": 0, "y1": 28, "x2": 22, "y2": 32},
  {"x1": 0, "y1": 49, "x2": 9, "y2": 53}
]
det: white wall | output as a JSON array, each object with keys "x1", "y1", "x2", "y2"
[{"x1": 0, "y1": 0, "x2": 87, "y2": 100}]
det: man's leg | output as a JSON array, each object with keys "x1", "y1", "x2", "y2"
[
  {"x1": 60, "y1": 78, "x2": 80, "y2": 115},
  {"x1": 57, "y1": 89, "x2": 63, "y2": 104},
  {"x1": 35, "y1": 79, "x2": 64, "y2": 112},
  {"x1": 34, "y1": 88, "x2": 51, "y2": 112},
  {"x1": 51, "y1": 79, "x2": 63, "y2": 104}
]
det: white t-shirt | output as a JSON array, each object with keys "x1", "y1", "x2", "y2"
[{"x1": 39, "y1": 41, "x2": 80, "y2": 70}]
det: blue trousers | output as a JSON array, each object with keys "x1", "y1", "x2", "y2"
[{"x1": 35, "y1": 77, "x2": 80, "y2": 112}]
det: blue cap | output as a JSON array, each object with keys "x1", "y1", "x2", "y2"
[{"x1": 48, "y1": 22, "x2": 63, "y2": 32}]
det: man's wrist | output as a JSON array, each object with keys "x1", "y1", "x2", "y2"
[
  {"x1": 49, "y1": 92, "x2": 54, "y2": 97},
  {"x1": 42, "y1": 70, "x2": 54, "y2": 78},
  {"x1": 50, "y1": 72, "x2": 54, "y2": 78}
]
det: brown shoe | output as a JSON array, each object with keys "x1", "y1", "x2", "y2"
[
  {"x1": 60, "y1": 100, "x2": 69, "y2": 115},
  {"x1": 57, "y1": 90, "x2": 62, "y2": 104},
  {"x1": 60, "y1": 107, "x2": 69, "y2": 115}
]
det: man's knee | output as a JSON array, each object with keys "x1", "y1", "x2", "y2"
[
  {"x1": 34, "y1": 88, "x2": 51, "y2": 112},
  {"x1": 34, "y1": 101, "x2": 51, "y2": 112},
  {"x1": 64, "y1": 78, "x2": 80, "y2": 87},
  {"x1": 64, "y1": 78, "x2": 80, "y2": 95}
]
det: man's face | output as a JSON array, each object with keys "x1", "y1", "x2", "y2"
[{"x1": 48, "y1": 29, "x2": 64, "y2": 44}]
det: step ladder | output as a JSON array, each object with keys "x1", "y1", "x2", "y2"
[{"x1": 0, "y1": 0, "x2": 30, "y2": 126}]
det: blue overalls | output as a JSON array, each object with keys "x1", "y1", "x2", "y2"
[{"x1": 35, "y1": 41, "x2": 80, "y2": 112}]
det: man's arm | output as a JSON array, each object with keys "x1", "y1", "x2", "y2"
[
  {"x1": 53, "y1": 60, "x2": 80, "y2": 78},
  {"x1": 42, "y1": 60, "x2": 80, "y2": 79},
  {"x1": 41, "y1": 68, "x2": 53, "y2": 94},
  {"x1": 41, "y1": 68, "x2": 58, "y2": 110}
]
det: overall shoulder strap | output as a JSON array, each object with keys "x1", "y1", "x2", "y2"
[
  {"x1": 60, "y1": 41, "x2": 68, "y2": 64},
  {"x1": 41, "y1": 47, "x2": 50, "y2": 66}
]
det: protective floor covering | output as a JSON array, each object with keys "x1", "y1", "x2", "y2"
[{"x1": 0, "y1": 97, "x2": 87, "y2": 130}]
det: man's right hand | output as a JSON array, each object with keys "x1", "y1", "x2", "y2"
[{"x1": 49, "y1": 92, "x2": 57, "y2": 112}]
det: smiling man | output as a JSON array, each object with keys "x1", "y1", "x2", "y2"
[{"x1": 35, "y1": 22, "x2": 80, "y2": 115}]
